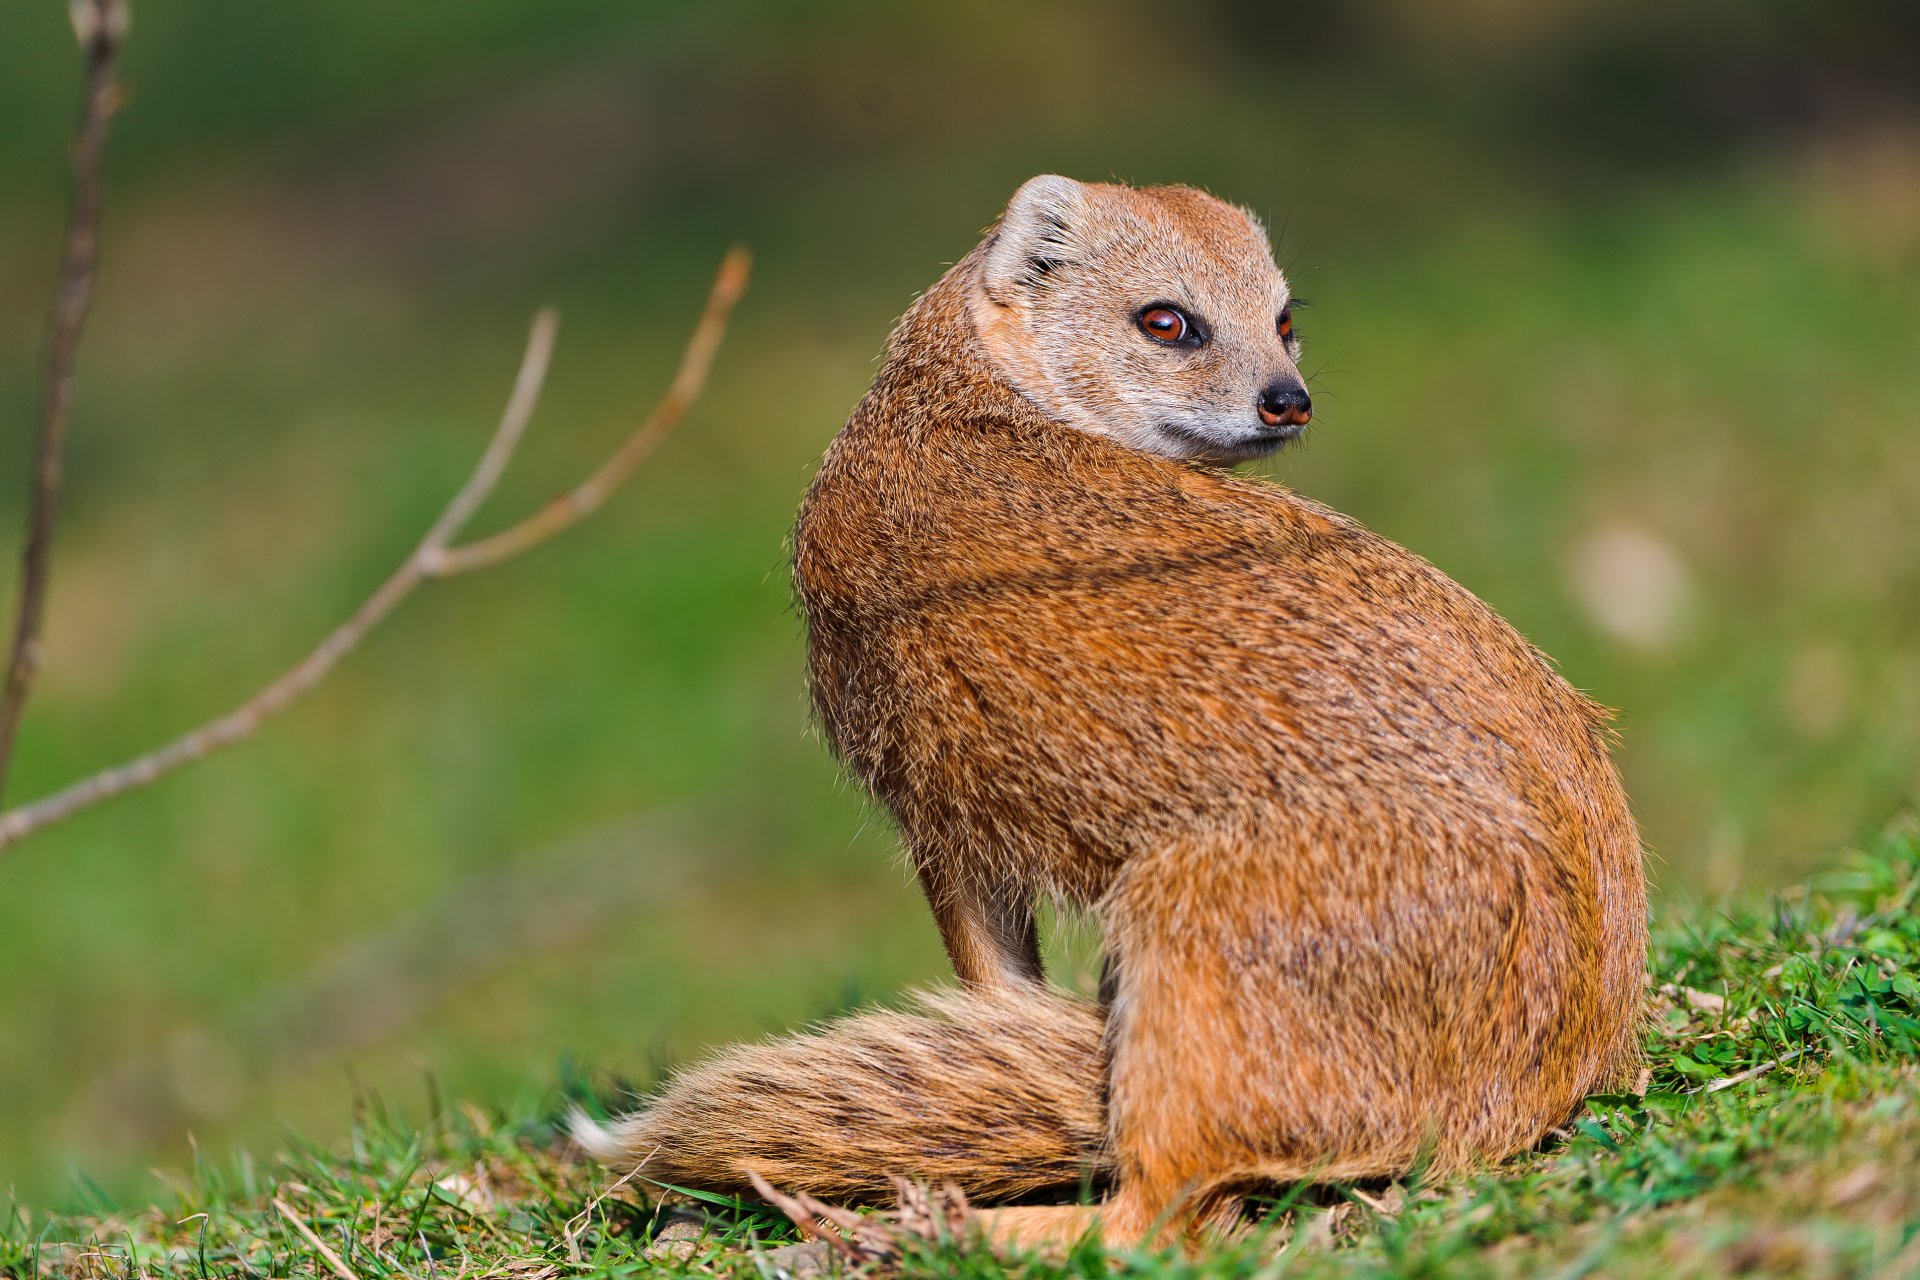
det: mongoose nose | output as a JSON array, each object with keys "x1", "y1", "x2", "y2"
[{"x1": 1257, "y1": 378, "x2": 1312, "y2": 430}]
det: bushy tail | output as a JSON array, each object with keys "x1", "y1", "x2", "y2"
[{"x1": 571, "y1": 985, "x2": 1110, "y2": 1201}]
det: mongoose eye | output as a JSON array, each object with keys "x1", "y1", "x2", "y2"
[
  {"x1": 1138, "y1": 306, "x2": 1191, "y2": 345},
  {"x1": 1277, "y1": 307, "x2": 1294, "y2": 342}
]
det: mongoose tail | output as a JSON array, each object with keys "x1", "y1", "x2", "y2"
[{"x1": 573, "y1": 986, "x2": 1110, "y2": 1201}]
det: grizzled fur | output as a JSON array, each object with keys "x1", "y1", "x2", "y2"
[
  {"x1": 574, "y1": 987, "x2": 1108, "y2": 1201},
  {"x1": 583, "y1": 178, "x2": 1649, "y2": 1249}
]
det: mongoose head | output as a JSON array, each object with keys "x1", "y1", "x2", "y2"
[{"x1": 969, "y1": 175, "x2": 1310, "y2": 464}]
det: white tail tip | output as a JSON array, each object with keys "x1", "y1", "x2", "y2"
[{"x1": 566, "y1": 1105, "x2": 625, "y2": 1162}]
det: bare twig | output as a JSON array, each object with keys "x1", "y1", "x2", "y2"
[
  {"x1": 0, "y1": 249, "x2": 750, "y2": 855},
  {"x1": 423, "y1": 245, "x2": 751, "y2": 576},
  {"x1": 747, "y1": 1170, "x2": 974, "y2": 1269},
  {"x1": 0, "y1": 0, "x2": 129, "y2": 802},
  {"x1": 562, "y1": 1152, "x2": 654, "y2": 1263},
  {"x1": 273, "y1": 1197, "x2": 362, "y2": 1280},
  {"x1": 1700, "y1": 1045, "x2": 1806, "y2": 1094}
]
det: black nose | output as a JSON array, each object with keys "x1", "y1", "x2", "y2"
[{"x1": 1258, "y1": 378, "x2": 1312, "y2": 430}]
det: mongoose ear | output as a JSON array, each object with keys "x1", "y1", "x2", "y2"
[{"x1": 981, "y1": 174, "x2": 1087, "y2": 303}]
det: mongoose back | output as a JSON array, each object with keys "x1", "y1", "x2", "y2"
[{"x1": 578, "y1": 176, "x2": 1648, "y2": 1248}]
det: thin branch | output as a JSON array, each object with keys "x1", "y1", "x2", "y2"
[
  {"x1": 423, "y1": 244, "x2": 752, "y2": 577},
  {"x1": 1700, "y1": 1045, "x2": 1806, "y2": 1095},
  {"x1": 0, "y1": 0, "x2": 130, "y2": 802},
  {"x1": 0, "y1": 249, "x2": 750, "y2": 855}
]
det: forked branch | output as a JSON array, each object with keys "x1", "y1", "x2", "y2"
[
  {"x1": 0, "y1": 248, "x2": 750, "y2": 855},
  {"x1": 424, "y1": 249, "x2": 751, "y2": 575}
]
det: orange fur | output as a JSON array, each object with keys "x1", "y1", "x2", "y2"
[{"x1": 584, "y1": 178, "x2": 1648, "y2": 1251}]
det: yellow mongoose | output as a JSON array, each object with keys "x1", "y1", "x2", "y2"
[{"x1": 578, "y1": 177, "x2": 1648, "y2": 1248}]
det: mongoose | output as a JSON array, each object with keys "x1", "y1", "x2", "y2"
[{"x1": 577, "y1": 176, "x2": 1648, "y2": 1249}]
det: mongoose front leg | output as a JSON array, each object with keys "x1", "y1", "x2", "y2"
[{"x1": 913, "y1": 846, "x2": 1043, "y2": 989}]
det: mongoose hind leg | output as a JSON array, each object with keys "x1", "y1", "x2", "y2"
[
  {"x1": 972, "y1": 1199, "x2": 1241, "y2": 1256},
  {"x1": 1094, "y1": 824, "x2": 1459, "y2": 1242},
  {"x1": 913, "y1": 843, "x2": 1044, "y2": 988},
  {"x1": 970, "y1": 1204, "x2": 1103, "y2": 1254}
]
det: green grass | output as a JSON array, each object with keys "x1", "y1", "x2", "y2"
[{"x1": 7, "y1": 819, "x2": 1917, "y2": 1279}]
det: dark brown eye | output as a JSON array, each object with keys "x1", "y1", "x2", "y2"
[
  {"x1": 1138, "y1": 307, "x2": 1189, "y2": 344},
  {"x1": 1277, "y1": 307, "x2": 1294, "y2": 342}
]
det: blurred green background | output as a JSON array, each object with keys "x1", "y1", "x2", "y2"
[{"x1": 1, "y1": 0, "x2": 1916, "y2": 1207}]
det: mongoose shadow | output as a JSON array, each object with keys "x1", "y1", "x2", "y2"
[{"x1": 577, "y1": 176, "x2": 1648, "y2": 1252}]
